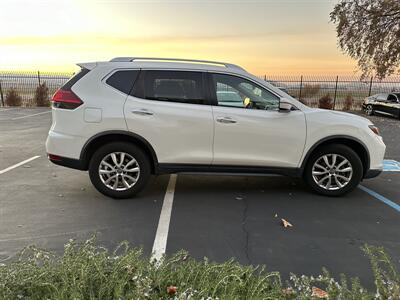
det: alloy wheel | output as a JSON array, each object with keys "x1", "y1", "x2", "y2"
[
  {"x1": 98, "y1": 152, "x2": 140, "y2": 191},
  {"x1": 366, "y1": 105, "x2": 373, "y2": 115},
  {"x1": 312, "y1": 154, "x2": 353, "y2": 191}
]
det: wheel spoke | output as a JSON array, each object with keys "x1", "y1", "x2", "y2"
[
  {"x1": 125, "y1": 167, "x2": 139, "y2": 173},
  {"x1": 105, "y1": 174, "x2": 117, "y2": 184},
  {"x1": 113, "y1": 176, "x2": 120, "y2": 189},
  {"x1": 336, "y1": 174, "x2": 350, "y2": 181},
  {"x1": 123, "y1": 174, "x2": 137, "y2": 183},
  {"x1": 101, "y1": 161, "x2": 115, "y2": 170},
  {"x1": 323, "y1": 155, "x2": 330, "y2": 168},
  {"x1": 111, "y1": 153, "x2": 119, "y2": 166},
  {"x1": 331, "y1": 154, "x2": 337, "y2": 167},
  {"x1": 122, "y1": 176, "x2": 130, "y2": 188},
  {"x1": 119, "y1": 152, "x2": 125, "y2": 166},
  {"x1": 318, "y1": 175, "x2": 330, "y2": 184},
  {"x1": 100, "y1": 169, "x2": 115, "y2": 174},
  {"x1": 124, "y1": 158, "x2": 137, "y2": 169},
  {"x1": 336, "y1": 159, "x2": 348, "y2": 169},
  {"x1": 312, "y1": 170, "x2": 328, "y2": 175},
  {"x1": 337, "y1": 167, "x2": 352, "y2": 173},
  {"x1": 334, "y1": 175, "x2": 343, "y2": 188},
  {"x1": 314, "y1": 163, "x2": 328, "y2": 171},
  {"x1": 326, "y1": 176, "x2": 332, "y2": 189}
]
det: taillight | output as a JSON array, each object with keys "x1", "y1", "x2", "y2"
[{"x1": 51, "y1": 89, "x2": 83, "y2": 109}]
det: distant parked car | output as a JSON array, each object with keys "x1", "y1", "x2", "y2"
[{"x1": 362, "y1": 93, "x2": 400, "y2": 119}]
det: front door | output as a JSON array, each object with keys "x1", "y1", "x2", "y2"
[{"x1": 209, "y1": 73, "x2": 306, "y2": 168}]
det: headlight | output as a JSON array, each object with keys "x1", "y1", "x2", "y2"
[{"x1": 369, "y1": 125, "x2": 380, "y2": 136}]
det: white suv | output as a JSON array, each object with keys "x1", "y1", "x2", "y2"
[{"x1": 46, "y1": 57, "x2": 386, "y2": 198}]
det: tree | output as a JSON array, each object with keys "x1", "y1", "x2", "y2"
[{"x1": 330, "y1": 0, "x2": 400, "y2": 79}]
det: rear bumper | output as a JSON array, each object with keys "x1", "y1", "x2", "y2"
[
  {"x1": 364, "y1": 169, "x2": 382, "y2": 179},
  {"x1": 48, "y1": 154, "x2": 86, "y2": 171}
]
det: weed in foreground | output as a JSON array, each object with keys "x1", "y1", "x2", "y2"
[{"x1": 0, "y1": 237, "x2": 398, "y2": 299}]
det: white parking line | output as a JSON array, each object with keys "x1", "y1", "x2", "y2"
[
  {"x1": 0, "y1": 108, "x2": 18, "y2": 112},
  {"x1": 151, "y1": 174, "x2": 177, "y2": 261},
  {"x1": 0, "y1": 156, "x2": 40, "y2": 175},
  {"x1": 11, "y1": 110, "x2": 51, "y2": 120}
]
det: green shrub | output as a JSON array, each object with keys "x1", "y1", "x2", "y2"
[
  {"x1": 5, "y1": 88, "x2": 22, "y2": 106},
  {"x1": 318, "y1": 93, "x2": 333, "y2": 109},
  {"x1": 0, "y1": 238, "x2": 398, "y2": 299},
  {"x1": 34, "y1": 82, "x2": 49, "y2": 107}
]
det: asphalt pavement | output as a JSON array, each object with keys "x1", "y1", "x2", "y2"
[{"x1": 0, "y1": 107, "x2": 399, "y2": 288}]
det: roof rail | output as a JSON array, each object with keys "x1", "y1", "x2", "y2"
[{"x1": 109, "y1": 57, "x2": 246, "y2": 72}]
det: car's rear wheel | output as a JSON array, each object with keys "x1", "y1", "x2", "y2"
[
  {"x1": 304, "y1": 144, "x2": 363, "y2": 196},
  {"x1": 89, "y1": 142, "x2": 151, "y2": 199},
  {"x1": 366, "y1": 105, "x2": 374, "y2": 116}
]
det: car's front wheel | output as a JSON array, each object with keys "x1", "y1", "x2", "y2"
[
  {"x1": 365, "y1": 104, "x2": 374, "y2": 116},
  {"x1": 89, "y1": 142, "x2": 151, "y2": 199},
  {"x1": 304, "y1": 144, "x2": 363, "y2": 196}
]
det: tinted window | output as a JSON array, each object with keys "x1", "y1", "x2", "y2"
[
  {"x1": 212, "y1": 73, "x2": 279, "y2": 110},
  {"x1": 106, "y1": 70, "x2": 139, "y2": 94},
  {"x1": 139, "y1": 70, "x2": 206, "y2": 104},
  {"x1": 376, "y1": 94, "x2": 388, "y2": 101},
  {"x1": 62, "y1": 68, "x2": 89, "y2": 90},
  {"x1": 388, "y1": 94, "x2": 397, "y2": 102}
]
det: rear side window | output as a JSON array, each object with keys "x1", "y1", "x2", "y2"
[
  {"x1": 133, "y1": 70, "x2": 206, "y2": 105},
  {"x1": 62, "y1": 68, "x2": 90, "y2": 90},
  {"x1": 106, "y1": 70, "x2": 139, "y2": 94}
]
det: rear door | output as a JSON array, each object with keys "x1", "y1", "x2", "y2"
[
  {"x1": 124, "y1": 70, "x2": 214, "y2": 165},
  {"x1": 209, "y1": 73, "x2": 306, "y2": 168}
]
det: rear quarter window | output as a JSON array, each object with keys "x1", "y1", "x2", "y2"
[{"x1": 106, "y1": 70, "x2": 139, "y2": 94}]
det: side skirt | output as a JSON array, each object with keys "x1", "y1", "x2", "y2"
[{"x1": 156, "y1": 163, "x2": 302, "y2": 178}]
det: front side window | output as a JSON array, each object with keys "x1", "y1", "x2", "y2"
[
  {"x1": 212, "y1": 73, "x2": 280, "y2": 110},
  {"x1": 137, "y1": 70, "x2": 206, "y2": 104}
]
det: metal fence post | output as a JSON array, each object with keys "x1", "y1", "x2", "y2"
[
  {"x1": 0, "y1": 80, "x2": 4, "y2": 107},
  {"x1": 37, "y1": 71, "x2": 41, "y2": 85},
  {"x1": 264, "y1": 74, "x2": 266, "y2": 81},
  {"x1": 333, "y1": 75, "x2": 338, "y2": 110},
  {"x1": 298, "y1": 75, "x2": 303, "y2": 101},
  {"x1": 368, "y1": 76, "x2": 373, "y2": 96}
]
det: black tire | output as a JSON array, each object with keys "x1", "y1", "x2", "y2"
[
  {"x1": 304, "y1": 144, "x2": 363, "y2": 196},
  {"x1": 89, "y1": 142, "x2": 151, "y2": 199},
  {"x1": 366, "y1": 104, "x2": 374, "y2": 116}
]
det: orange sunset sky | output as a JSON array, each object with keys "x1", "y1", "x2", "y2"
[{"x1": 0, "y1": 0, "x2": 357, "y2": 75}]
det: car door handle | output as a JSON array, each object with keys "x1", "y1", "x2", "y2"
[
  {"x1": 131, "y1": 109, "x2": 154, "y2": 116},
  {"x1": 216, "y1": 116, "x2": 237, "y2": 124}
]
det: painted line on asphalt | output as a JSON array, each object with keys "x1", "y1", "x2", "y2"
[
  {"x1": 359, "y1": 185, "x2": 400, "y2": 213},
  {"x1": 151, "y1": 174, "x2": 177, "y2": 261},
  {"x1": 0, "y1": 156, "x2": 40, "y2": 175},
  {"x1": 383, "y1": 159, "x2": 400, "y2": 172},
  {"x1": 11, "y1": 110, "x2": 51, "y2": 120},
  {"x1": 0, "y1": 108, "x2": 18, "y2": 112}
]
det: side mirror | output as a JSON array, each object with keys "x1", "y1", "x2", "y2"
[{"x1": 279, "y1": 101, "x2": 292, "y2": 112}]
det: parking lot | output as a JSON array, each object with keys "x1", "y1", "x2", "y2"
[{"x1": 0, "y1": 107, "x2": 399, "y2": 288}]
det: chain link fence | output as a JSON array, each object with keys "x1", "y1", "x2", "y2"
[
  {"x1": 261, "y1": 75, "x2": 400, "y2": 110},
  {"x1": 0, "y1": 71, "x2": 72, "y2": 107},
  {"x1": 1, "y1": 71, "x2": 400, "y2": 110}
]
